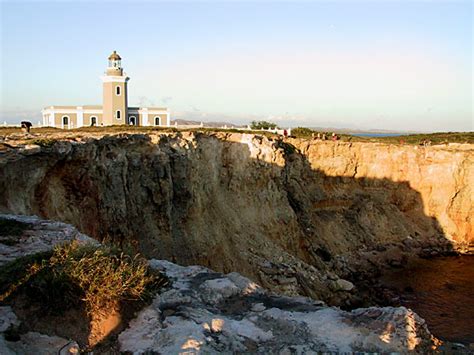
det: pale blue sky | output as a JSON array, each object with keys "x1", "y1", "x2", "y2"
[{"x1": 1, "y1": 0, "x2": 472, "y2": 131}]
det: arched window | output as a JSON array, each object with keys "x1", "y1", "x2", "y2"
[
  {"x1": 154, "y1": 116, "x2": 161, "y2": 126},
  {"x1": 116, "y1": 86, "x2": 121, "y2": 96},
  {"x1": 129, "y1": 116, "x2": 136, "y2": 125},
  {"x1": 62, "y1": 116, "x2": 69, "y2": 129},
  {"x1": 116, "y1": 110, "x2": 121, "y2": 120},
  {"x1": 90, "y1": 116, "x2": 97, "y2": 126}
]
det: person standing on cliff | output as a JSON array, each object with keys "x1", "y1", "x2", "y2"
[{"x1": 21, "y1": 121, "x2": 32, "y2": 133}]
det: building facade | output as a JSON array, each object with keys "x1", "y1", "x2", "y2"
[{"x1": 42, "y1": 51, "x2": 170, "y2": 128}]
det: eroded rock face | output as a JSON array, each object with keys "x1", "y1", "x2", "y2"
[
  {"x1": 0, "y1": 133, "x2": 471, "y2": 303},
  {"x1": 289, "y1": 139, "x2": 473, "y2": 247},
  {"x1": 118, "y1": 259, "x2": 435, "y2": 354}
]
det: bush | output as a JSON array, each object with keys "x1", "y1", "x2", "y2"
[
  {"x1": 250, "y1": 120, "x2": 278, "y2": 130},
  {"x1": 291, "y1": 127, "x2": 315, "y2": 138},
  {"x1": 0, "y1": 242, "x2": 168, "y2": 315},
  {"x1": 30, "y1": 138, "x2": 57, "y2": 147}
]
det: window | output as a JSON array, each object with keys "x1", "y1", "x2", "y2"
[
  {"x1": 116, "y1": 110, "x2": 121, "y2": 120},
  {"x1": 90, "y1": 116, "x2": 97, "y2": 126},
  {"x1": 154, "y1": 116, "x2": 161, "y2": 126},
  {"x1": 116, "y1": 86, "x2": 121, "y2": 96},
  {"x1": 62, "y1": 116, "x2": 69, "y2": 128}
]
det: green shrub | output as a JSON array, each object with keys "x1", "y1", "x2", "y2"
[
  {"x1": 250, "y1": 120, "x2": 278, "y2": 130},
  {"x1": 30, "y1": 138, "x2": 57, "y2": 147},
  {"x1": 0, "y1": 242, "x2": 168, "y2": 315},
  {"x1": 291, "y1": 127, "x2": 315, "y2": 138}
]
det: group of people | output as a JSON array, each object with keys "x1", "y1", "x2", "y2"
[{"x1": 311, "y1": 132, "x2": 340, "y2": 141}]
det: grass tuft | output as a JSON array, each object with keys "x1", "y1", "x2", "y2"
[
  {"x1": 0, "y1": 242, "x2": 168, "y2": 315},
  {"x1": 29, "y1": 138, "x2": 57, "y2": 147}
]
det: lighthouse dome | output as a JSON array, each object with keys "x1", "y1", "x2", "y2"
[{"x1": 108, "y1": 51, "x2": 121, "y2": 60}]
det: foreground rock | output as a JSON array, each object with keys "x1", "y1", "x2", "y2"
[
  {"x1": 0, "y1": 214, "x2": 98, "y2": 267},
  {"x1": 0, "y1": 215, "x2": 439, "y2": 353},
  {"x1": 118, "y1": 259, "x2": 435, "y2": 353}
]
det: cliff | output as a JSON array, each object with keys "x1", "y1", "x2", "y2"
[
  {"x1": 290, "y1": 138, "x2": 472, "y2": 246},
  {"x1": 0, "y1": 132, "x2": 472, "y2": 304}
]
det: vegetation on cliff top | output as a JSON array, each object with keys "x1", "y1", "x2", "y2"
[
  {"x1": 250, "y1": 120, "x2": 279, "y2": 130},
  {"x1": 1, "y1": 126, "x2": 472, "y2": 145},
  {"x1": 372, "y1": 131, "x2": 474, "y2": 145},
  {"x1": 290, "y1": 127, "x2": 474, "y2": 144}
]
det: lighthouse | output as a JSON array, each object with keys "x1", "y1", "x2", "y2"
[
  {"x1": 42, "y1": 51, "x2": 170, "y2": 128},
  {"x1": 101, "y1": 51, "x2": 129, "y2": 125}
]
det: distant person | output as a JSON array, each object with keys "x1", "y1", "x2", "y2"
[
  {"x1": 283, "y1": 129, "x2": 288, "y2": 137},
  {"x1": 21, "y1": 121, "x2": 32, "y2": 133},
  {"x1": 331, "y1": 132, "x2": 339, "y2": 141},
  {"x1": 317, "y1": 133, "x2": 321, "y2": 140},
  {"x1": 421, "y1": 139, "x2": 431, "y2": 147}
]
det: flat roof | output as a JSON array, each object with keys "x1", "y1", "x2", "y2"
[{"x1": 43, "y1": 105, "x2": 102, "y2": 109}]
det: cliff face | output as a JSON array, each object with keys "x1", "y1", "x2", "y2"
[
  {"x1": 290, "y1": 139, "x2": 472, "y2": 246},
  {"x1": 0, "y1": 132, "x2": 472, "y2": 303}
]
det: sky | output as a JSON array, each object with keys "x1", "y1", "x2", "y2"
[{"x1": 0, "y1": 0, "x2": 472, "y2": 132}]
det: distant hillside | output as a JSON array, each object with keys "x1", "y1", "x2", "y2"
[
  {"x1": 308, "y1": 126, "x2": 413, "y2": 135},
  {"x1": 170, "y1": 119, "x2": 245, "y2": 128}
]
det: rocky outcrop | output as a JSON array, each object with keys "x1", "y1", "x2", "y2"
[
  {"x1": 0, "y1": 214, "x2": 98, "y2": 267},
  {"x1": 118, "y1": 259, "x2": 435, "y2": 354},
  {"x1": 0, "y1": 215, "x2": 437, "y2": 353},
  {"x1": 0, "y1": 132, "x2": 471, "y2": 304}
]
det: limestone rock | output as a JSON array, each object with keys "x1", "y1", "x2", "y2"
[
  {"x1": 20, "y1": 144, "x2": 41, "y2": 155},
  {"x1": 332, "y1": 278, "x2": 355, "y2": 292},
  {"x1": 0, "y1": 307, "x2": 19, "y2": 333},
  {"x1": 118, "y1": 259, "x2": 435, "y2": 353},
  {"x1": 4, "y1": 332, "x2": 79, "y2": 355},
  {"x1": 0, "y1": 214, "x2": 98, "y2": 267}
]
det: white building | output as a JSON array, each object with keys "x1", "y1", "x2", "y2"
[{"x1": 42, "y1": 51, "x2": 170, "y2": 129}]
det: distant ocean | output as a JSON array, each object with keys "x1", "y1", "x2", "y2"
[{"x1": 351, "y1": 133, "x2": 403, "y2": 137}]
